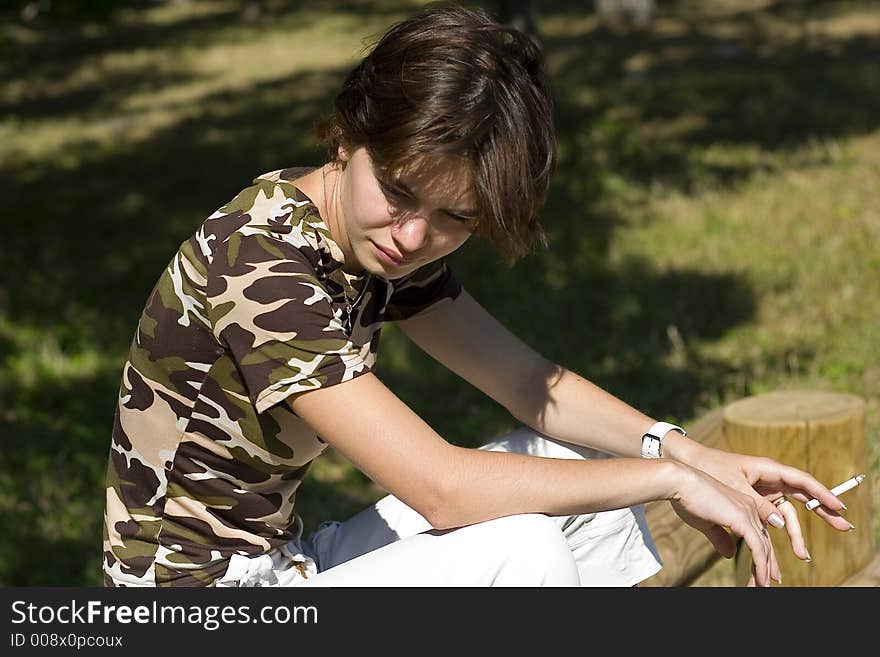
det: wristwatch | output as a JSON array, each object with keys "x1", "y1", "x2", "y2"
[{"x1": 641, "y1": 421, "x2": 687, "y2": 459}]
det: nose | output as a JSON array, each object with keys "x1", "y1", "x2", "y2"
[{"x1": 391, "y1": 212, "x2": 430, "y2": 255}]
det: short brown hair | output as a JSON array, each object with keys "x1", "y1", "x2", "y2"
[{"x1": 316, "y1": 3, "x2": 556, "y2": 264}]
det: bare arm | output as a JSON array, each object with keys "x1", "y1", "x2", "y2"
[
  {"x1": 395, "y1": 289, "x2": 699, "y2": 459},
  {"x1": 289, "y1": 369, "x2": 779, "y2": 584},
  {"x1": 394, "y1": 289, "x2": 849, "y2": 585},
  {"x1": 288, "y1": 371, "x2": 680, "y2": 531}
]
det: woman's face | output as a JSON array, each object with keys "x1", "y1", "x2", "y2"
[{"x1": 329, "y1": 146, "x2": 478, "y2": 277}]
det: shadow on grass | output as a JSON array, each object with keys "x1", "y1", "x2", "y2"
[
  {"x1": 1, "y1": 0, "x2": 414, "y2": 68},
  {"x1": 539, "y1": 0, "x2": 880, "y2": 194},
  {"x1": 1, "y1": 0, "x2": 877, "y2": 584},
  {"x1": 0, "y1": 367, "x2": 119, "y2": 586}
]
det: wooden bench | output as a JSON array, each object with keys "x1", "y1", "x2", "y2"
[{"x1": 639, "y1": 390, "x2": 876, "y2": 587}]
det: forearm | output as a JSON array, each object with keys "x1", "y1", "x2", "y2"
[
  {"x1": 291, "y1": 369, "x2": 693, "y2": 532},
  {"x1": 511, "y1": 360, "x2": 703, "y2": 460},
  {"x1": 435, "y1": 446, "x2": 683, "y2": 529}
]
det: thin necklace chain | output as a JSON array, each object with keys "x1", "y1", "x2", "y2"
[{"x1": 321, "y1": 162, "x2": 358, "y2": 331}]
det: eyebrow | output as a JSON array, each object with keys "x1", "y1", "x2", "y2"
[{"x1": 385, "y1": 177, "x2": 479, "y2": 219}]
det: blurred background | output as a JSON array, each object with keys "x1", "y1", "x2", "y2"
[{"x1": 1, "y1": 0, "x2": 877, "y2": 586}]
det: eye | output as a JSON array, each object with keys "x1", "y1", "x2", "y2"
[
  {"x1": 443, "y1": 211, "x2": 477, "y2": 225},
  {"x1": 378, "y1": 180, "x2": 412, "y2": 205}
]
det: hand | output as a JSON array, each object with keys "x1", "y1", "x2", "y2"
[
  {"x1": 668, "y1": 463, "x2": 777, "y2": 587},
  {"x1": 667, "y1": 438, "x2": 852, "y2": 583}
]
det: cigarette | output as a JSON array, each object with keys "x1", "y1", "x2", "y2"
[{"x1": 805, "y1": 474, "x2": 865, "y2": 511}]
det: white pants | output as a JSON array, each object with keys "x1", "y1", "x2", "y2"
[{"x1": 215, "y1": 427, "x2": 663, "y2": 587}]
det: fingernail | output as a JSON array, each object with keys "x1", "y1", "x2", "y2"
[
  {"x1": 804, "y1": 548, "x2": 812, "y2": 563},
  {"x1": 847, "y1": 522, "x2": 855, "y2": 531},
  {"x1": 840, "y1": 502, "x2": 848, "y2": 512},
  {"x1": 773, "y1": 573, "x2": 782, "y2": 584},
  {"x1": 768, "y1": 513, "x2": 785, "y2": 528}
]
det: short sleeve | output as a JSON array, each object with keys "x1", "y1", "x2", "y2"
[
  {"x1": 206, "y1": 232, "x2": 371, "y2": 413},
  {"x1": 385, "y1": 259, "x2": 463, "y2": 321}
]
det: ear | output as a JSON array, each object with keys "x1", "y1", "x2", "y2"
[{"x1": 337, "y1": 144, "x2": 351, "y2": 163}]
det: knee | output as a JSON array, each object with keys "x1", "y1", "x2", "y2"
[
  {"x1": 491, "y1": 513, "x2": 565, "y2": 554},
  {"x1": 482, "y1": 514, "x2": 580, "y2": 586}
]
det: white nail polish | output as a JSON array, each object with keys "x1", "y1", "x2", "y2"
[{"x1": 768, "y1": 513, "x2": 785, "y2": 528}]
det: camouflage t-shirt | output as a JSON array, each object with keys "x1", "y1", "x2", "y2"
[{"x1": 102, "y1": 167, "x2": 462, "y2": 587}]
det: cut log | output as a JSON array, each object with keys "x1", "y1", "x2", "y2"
[
  {"x1": 641, "y1": 391, "x2": 874, "y2": 587},
  {"x1": 839, "y1": 552, "x2": 880, "y2": 586},
  {"x1": 725, "y1": 391, "x2": 872, "y2": 587}
]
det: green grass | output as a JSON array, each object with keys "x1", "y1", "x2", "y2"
[{"x1": 1, "y1": 0, "x2": 877, "y2": 585}]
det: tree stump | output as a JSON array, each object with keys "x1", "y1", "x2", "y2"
[{"x1": 724, "y1": 390, "x2": 872, "y2": 587}]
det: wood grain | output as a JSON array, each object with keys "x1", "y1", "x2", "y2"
[
  {"x1": 641, "y1": 391, "x2": 874, "y2": 587},
  {"x1": 723, "y1": 391, "x2": 871, "y2": 587}
]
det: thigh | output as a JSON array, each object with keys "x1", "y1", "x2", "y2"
[
  {"x1": 308, "y1": 492, "x2": 434, "y2": 571},
  {"x1": 478, "y1": 426, "x2": 608, "y2": 531},
  {"x1": 314, "y1": 425, "x2": 611, "y2": 569},
  {"x1": 300, "y1": 528, "x2": 472, "y2": 587},
  {"x1": 310, "y1": 425, "x2": 662, "y2": 585},
  {"x1": 479, "y1": 426, "x2": 663, "y2": 585},
  {"x1": 297, "y1": 513, "x2": 580, "y2": 587}
]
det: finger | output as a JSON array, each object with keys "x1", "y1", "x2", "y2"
[
  {"x1": 810, "y1": 504, "x2": 855, "y2": 532},
  {"x1": 774, "y1": 499, "x2": 811, "y2": 562},
  {"x1": 756, "y1": 496, "x2": 786, "y2": 531},
  {"x1": 771, "y1": 466, "x2": 848, "y2": 515},
  {"x1": 742, "y1": 524, "x2": 771, "y2": 588},
  {"x1": 746, "y1": 513, "x2": 772, "y2": 585},
  {"x1": 749, "y1": 511, "x2": 771, "y2": 561},
  {"x1": 761, "y1": 525, "x2": 773, "y2": 584},
  {"x1": 765, "y1": 481, "x2": 851, "y2": 532},
  {"x1": 782, "y1": 491, "x2": 852, "y2": 532},
  {"x1": 768, "y1": 537, "x2": 781, "y2": 585},
  {"x1": 703, "y1": 524, "x2": 737, "y2": 559}
]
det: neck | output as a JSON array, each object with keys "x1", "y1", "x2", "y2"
[{"x1": 321, "y1": 163, "x2": 362, "y2": 275}]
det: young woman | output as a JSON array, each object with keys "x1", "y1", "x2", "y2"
[{"x1": 102, "y1": 4, "x2": 849, "y2": 588}]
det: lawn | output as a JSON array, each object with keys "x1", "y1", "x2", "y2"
[{"x1": 1, "y1": 0, "x2": 877, "y2": 586}]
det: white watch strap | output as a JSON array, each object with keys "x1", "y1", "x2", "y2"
[{"x1": 641, "y1": 421, "x2": 687, "y2": 459}]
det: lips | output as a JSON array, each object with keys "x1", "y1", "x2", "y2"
[{"x1": 373, "y1": 242, "x2": 413, "y2": 265}]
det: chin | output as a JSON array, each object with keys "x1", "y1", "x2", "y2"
[{"x1": 374, "y1": 262, "x2": 417, "y2": 278}]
